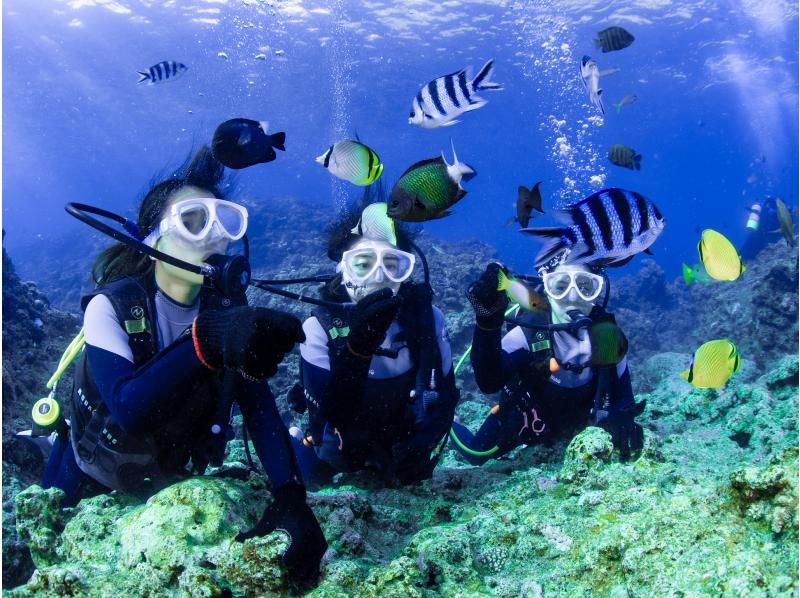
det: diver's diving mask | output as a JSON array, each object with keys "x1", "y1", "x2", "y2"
[
  {"x1": 340, "y1": 241, "x2": 416, "y2": 284},
  {"x1": 542, "y1": 270, "x2": 604, "y2": 302},
  {"x1": 143, "y1": 197, "x2": 248, "y2": 247}
]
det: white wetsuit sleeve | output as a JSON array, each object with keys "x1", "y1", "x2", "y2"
[
  {"x1": 83, "y1": 294, "x2": 134, "y2": 362},
  {"x1": 299, "y1": 316, "x2": 331, "y2": 371},
  {"x1": 433, "y1": 306, "x2": 453, "y2": 375},
  {"x1": 501, "y1": 326, "x2": 528, "y2": 353}
]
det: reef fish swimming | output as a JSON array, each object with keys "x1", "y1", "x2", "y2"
[
  {"x1": 316, "y1": 140, "x2": 383, "y2": 186},
  {"x1": 775, "y1": 198, "x2": 795, "y2": 247},
  {"x1": 680, "y1": 339, "x2": 741, "y2": 388},
  {"x1": 516, "y1": 182, "x2": 545, "y2": 228},
  {"x1": 523, "y1": 188, "x2": 665, "y2": 268},
  {"x1": 137, "y1": 60, "x2": 188, "y2": 85},
  {"x1": 211, "y1": 119, "x2": 286, "y2": 169},
  {"x1": 613, "y1": 94, "x2": 638, "y2": 113},
  {"x1": 387, "y1": 142, "x2": 476, "y2": 222},
  {"x1": 588, "y1": 320, "x2": 629, "y2": 366},
  {"x1": 408, "y1": 59, "x2": 502, "y2": 128},
  {"x1": 608, "y1": 144, "x2": 641, "y2": 170},
  {"x1": 580, "y1": 56, "x2": 605, "y2": 115},
  {"x1": 497, "y1": 270, "x2": 549, "y2": 312},
  {"x1": 697, "y1": 229, "x2": 745, "y2": 281},
  {"x1": 594, "y1": 26, "x2": 635, "y2": 53}
]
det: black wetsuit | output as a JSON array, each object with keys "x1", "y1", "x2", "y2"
[{"x1": 451, "y1": 311, "x2": 634, "y2": 465}]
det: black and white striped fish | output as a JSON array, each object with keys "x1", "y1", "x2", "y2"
[
  {"x1": 523, "y1": 188, "x2": 665, "y2": 268},
  {"x1": 409, "y1": 59, "x2": 502, "y2": 129},
  {"x1": 136, "y1": 61, "x2": 188, "y2": 85}
]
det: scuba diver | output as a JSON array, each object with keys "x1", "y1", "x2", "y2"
[
  {"x1": 450, "y1": 256, "x2": 645, "y2": 465},
  {"x1": 739, "y1": 197, "x2": 784, "y2": 261},
  {"x1": 288, "y1": 200, "x2": 459, "y2": 486},
  {"x1": 39, "y1": 146, "x2": 327, "y2": 581}
]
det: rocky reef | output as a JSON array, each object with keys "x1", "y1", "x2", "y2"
[{"x1": 4, "y1": 201, "x2": 798, "y2": 595}]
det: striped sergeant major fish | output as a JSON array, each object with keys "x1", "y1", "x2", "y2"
[
  {"x1": 523, "y1": 188, "x2": 665, "y2": 268},
  {"x1": 409, "y1": 59, "x2": 502, "y2": 129},
  {"x1": 137, "y1": 61, "x2": 188, "y2": 85}
]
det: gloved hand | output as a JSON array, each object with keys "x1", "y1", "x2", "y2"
[
  {"x1": 593, "y1": 400, "x2": 646, "y2": 458},
  {"x1": 347, "y1": 288, "x2": 401, "y2": 357},
  {"x1": 467, "y1": 262, "x2": 509, "y2": 330},
  {"x1": 193, "y1": 306, "x2": 305, "y2": 380},
  {"x1": 237, "y1": 484, "x2": 328, "y2": 583}
]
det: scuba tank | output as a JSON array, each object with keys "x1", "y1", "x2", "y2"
[{"x1": 746, "y1": 203, "x2": 761, "y2": 231}]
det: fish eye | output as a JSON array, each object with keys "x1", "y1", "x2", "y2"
[{"x1": 409, "y1": 110, "x2": 415, "y2": 118}]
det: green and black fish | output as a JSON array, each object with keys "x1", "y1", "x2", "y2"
[
  {"x1": 588, "y1": 320, "x2": 628, "y2": 366},
  {"x1": 387, "y1": 142, "x2": 476, "y2": 222},
  {"x1": 594, "y1": 27, "x2": 635, "y2": 53},
  {"x1": 608, "y1": 144, "x2": 641, "y2": 170}
]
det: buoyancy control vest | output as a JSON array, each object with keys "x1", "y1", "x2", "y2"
[
  {"x1": 70, "y1": 275, "x2": 242, "y2": 494},
  {"x1": 299, "y1": 283, "x2": 449, "y2": 445}
]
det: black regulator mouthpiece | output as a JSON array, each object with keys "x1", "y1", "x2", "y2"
[
  {"x1": 202, "y1": 254, "x2": 251, "y2": 299},
  {"x1": 567, "y1": 309, "x2": 592, "y2": 328}
]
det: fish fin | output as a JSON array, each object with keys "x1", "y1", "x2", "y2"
[
  {"x1": 697, "y1": 239, "x2": 704, "y2": 262},
  {"x1": 614, "y1": 102, "x2": 622, "y2": 113},
  {"x1": 259, "y1": 121, "x2": 270, "y2": 133},
  {"x1": 599, "y1": 68, "x2": 619, "y2": 77},
  {"x1": 531, "y1": 181, "x2": 544, "y2": 212},
  {"x1": 136, "y1": 70, "x2": 151, "y2": 84},
  {"x1": 445, "y1": 141, "x2": 476, "y2": 182},
  {"x1": 315, "y1": 153, "x2": 326, "y2": 165},
  {"x1": 604, "y1": 255, "x2": 635, "y2": 268},
  {"x1": 682, "y1": 263, "x2": 694, "y2": 285},
  {"x1": 430, "y1": 210, "x2": 453, "y2": 220},
  {"x1": 270, "y1": 132, "x2": 286, "y2": 151},
  {"x1": 634, "y1": 154, "x2": 642, "y2": 170},
  {"x1": 520, "y1": 227, "x2": 567, "y2": 267},
  {"x1": 438, "y1": 119, "x2": 461, "y2": 127},
  {"x1": 643, "y1": 248, "x2": 653, "y2": 255},
  {"x1": 497, "y1": 269, "x2": 509, "y2": 291},
  {"x1": 472, "y1": 59, "x2": 502, "y2": 91},
  {"x1": 679, "y1": 368, "x2": 689, "y2": 381}
]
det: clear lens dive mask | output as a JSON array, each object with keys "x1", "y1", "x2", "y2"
[
  {"x1": 542, "y1": 270, "x2": 604, "y2": 302},
  {"x1": 340, "y1": 242, "x2": 416, "y2": 284},
  {"x1": 144, "y1": 197, "x2": 248, "y2": 247}
]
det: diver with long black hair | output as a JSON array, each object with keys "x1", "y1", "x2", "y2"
[
  {"x1": 288, "y1": 191, "x2": 459, "y2": 486},
  {"x1": 40, "y1": 146, "x2": 327, "y2": 581},
  {"x1": 450, "y1": 255, "x2": 645, "y2": 464}
]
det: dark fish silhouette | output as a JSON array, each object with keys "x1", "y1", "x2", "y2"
[
  {"x1": 137, "y1": 61, "x2": 188, "y2": 85},
  {"x1": 595, "y1": 27, "x2": 635, "y2": 53},
  {"x1": 516, "y1": 182, "x2": 544, "y2": 228},
  {"x1": 608, "y1": 144, "x2": 641, "y2": 170},
  {"x1": 212, "y1": 119, "x2": 285, "y2": 169}
]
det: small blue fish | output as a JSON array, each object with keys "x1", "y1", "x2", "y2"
[{"x1": 137, "y1": 61, "x2": 188, "y2": 85}]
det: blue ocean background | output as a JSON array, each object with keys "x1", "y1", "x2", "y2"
[{"x1": 4, "y1": 0, "x2": 798, "y2": 282}]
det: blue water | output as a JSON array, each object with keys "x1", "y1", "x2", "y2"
[{"x1": 3, "y1": 0, "x2": 798, "y2": 279}]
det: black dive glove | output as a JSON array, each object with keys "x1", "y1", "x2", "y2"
[
  {"x1": 193, "y1": 306, "x2": 305, "y2": 380},
  {"x1": 592, "y1": 400, "x2": 646, "y2": 458},
  {"x1": 237, "y1": 484, "x2": 328, "y2": 583},
  {"x1": 347, "y1": 288, "x2": 401, "y2": 357},
  {"x1": 467, "y1": 262, "x2": 509, "y2": 330}
]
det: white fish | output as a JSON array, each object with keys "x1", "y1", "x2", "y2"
[
  {"x1": 409, "y1": 59, "x2": 502, "y2": 129},
  {"x1": 580, "y1": 56, "x2": 604, "y2": 115}
]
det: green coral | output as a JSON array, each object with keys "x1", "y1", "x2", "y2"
[{"x1": 14, "y1": 485, "x2": 67, "y2": 567}]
